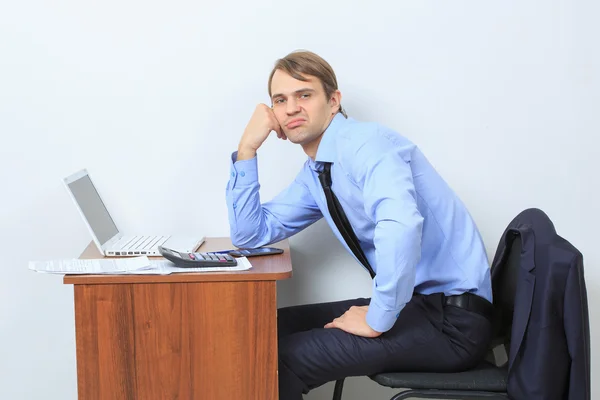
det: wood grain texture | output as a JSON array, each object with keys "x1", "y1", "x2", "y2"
[
  {"x1": 74, "y1": 284, "x2": 136, "y2": 400},
  {"x1": 64, "y1": 237, "x2": 292, "y2": 285},
  {"x1": 73, "y1": 281, "x2": 278, "y2": 399},
  {"x1": 132, "y1": 281, "x2": 278, "y2": 400}
]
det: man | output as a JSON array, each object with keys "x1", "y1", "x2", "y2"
[{"x1": 225, "y1": 50, "x2": 493, "y2": 399}]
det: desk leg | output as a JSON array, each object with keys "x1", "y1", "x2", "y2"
[{"x1": 74, "y1": 281, "x2": 278, "y2": 400}]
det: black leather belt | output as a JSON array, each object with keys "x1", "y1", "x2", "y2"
[{"x1": 444, "y1": 292, "x2": 494, "y2": 321}]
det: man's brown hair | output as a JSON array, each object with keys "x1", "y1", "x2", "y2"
[{"x1": 268, "y1": 50, "x2": 347, "y2": 118}]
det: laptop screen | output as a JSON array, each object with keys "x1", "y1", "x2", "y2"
[{"x1": 67, "y1": 174, "x2": 119, "y2": 246}]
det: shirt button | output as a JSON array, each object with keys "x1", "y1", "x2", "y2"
[
  {"x1": 233, "y1": 203, "x2": 237, "y2": 209},
  {"x1": 240, "y1": 171, "x2": 245, "y2": 177},
  {"x1": 231, "y1": 172, "x2": 236, "y2": 177}
]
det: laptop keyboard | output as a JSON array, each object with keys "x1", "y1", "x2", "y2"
[{"x1": 120, "y1": 235, "x2": 170, "y2": 251}]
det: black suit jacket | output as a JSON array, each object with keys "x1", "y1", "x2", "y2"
[{"x1": 490, "y1": 208, "x2": 590, "y2": 399}]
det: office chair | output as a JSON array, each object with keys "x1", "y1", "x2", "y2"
[{"x1": 331, "y1": 233, "x2": 522, "y2": 400}]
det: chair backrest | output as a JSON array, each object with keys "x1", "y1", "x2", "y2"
[{"x1": 491, "y1": 232, "x2": 522, "y2": 344}]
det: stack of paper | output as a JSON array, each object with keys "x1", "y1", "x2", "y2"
[
  {"x1": 28, "y1": 256, "x2": 253, "y2": 275},
  {"x1": 29, "y1": 256, "x2": 154, "y2": 274}
]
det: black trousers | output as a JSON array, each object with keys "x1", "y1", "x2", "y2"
[{"x1": 277, "y1": 293, "x2": 492, "y2": 400}]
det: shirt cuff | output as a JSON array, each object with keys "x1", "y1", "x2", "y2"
[
  {"x1": 230, "y1": 151, "x2": 259, "y2": 187},
  {"x1": 366, "y1": 299, "x2": 404, "y2": 333}
]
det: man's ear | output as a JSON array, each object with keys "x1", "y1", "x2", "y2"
[{"x1": 329, "y1": 90, "x2": 342, "y2": 114}]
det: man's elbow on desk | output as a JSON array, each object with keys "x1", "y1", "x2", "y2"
[{"x1": 230, "y1": 229, "x2": 269, "y2": 250}]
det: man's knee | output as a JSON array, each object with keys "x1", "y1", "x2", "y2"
[
  {"x1": 277, "y1": 333, "x2": 300, "y2": 369},
  {"x1": 278, "y1": 331, "x2": 323, "y2": 384},
  {"x1": 278, "y1": 337, "x2": 311, "y2": 397}
]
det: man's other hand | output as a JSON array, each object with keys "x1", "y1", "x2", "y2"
[{"x1": 324, "y1": 305, "x2": 382, "y2": 338}]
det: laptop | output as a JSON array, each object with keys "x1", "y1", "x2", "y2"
[{"x1": 63, "y1": 169, "x2": 204, "y2": 257}]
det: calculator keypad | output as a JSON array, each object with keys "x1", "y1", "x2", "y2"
[{"x1": 188, "y1": 252, "x2": 235, "y2": 263}]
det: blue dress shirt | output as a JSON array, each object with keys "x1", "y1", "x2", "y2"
[{"x1": 226, "y1": 113, "x2": 492, "y2": 333}]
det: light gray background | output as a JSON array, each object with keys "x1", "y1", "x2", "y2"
[{"x1": 1, "y1": 1, "x2": 597, "y2": 399}]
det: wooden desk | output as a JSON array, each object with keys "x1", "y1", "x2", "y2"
[{"x1": 64, "y1": 237, "x2": 292, "y2": 400}]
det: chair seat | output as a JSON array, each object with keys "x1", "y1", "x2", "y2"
[{"x1": 369, "y1": 361, "x2": 508, "y2": 392}]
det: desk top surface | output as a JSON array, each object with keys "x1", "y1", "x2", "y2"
[{"x1": 63, "y1": 237, "x2": 293, "y2": 285}]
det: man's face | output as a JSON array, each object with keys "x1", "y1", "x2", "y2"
[{"x1": 270, "y1": 69, "x2": 340, "y2": 146}]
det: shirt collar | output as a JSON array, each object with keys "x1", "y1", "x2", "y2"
[{"x1": 309, "y1": 113, "x2": 347, "y2": 171}]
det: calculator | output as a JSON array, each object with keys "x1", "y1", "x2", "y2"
[{"x1": 158, "y1": 246, "x2": 238, "y2": 268}]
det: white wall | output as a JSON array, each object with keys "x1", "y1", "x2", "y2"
[{"x1": 1, "y1": 0, "x2": 598, "y2": 399}]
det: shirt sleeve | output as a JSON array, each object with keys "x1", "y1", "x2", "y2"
[
  {"x1": 226, "y1": 151, "x2": 323, "y2": 248},
  {"x1": 353, "y1": 142, "x2": 424, "y2": 333}
]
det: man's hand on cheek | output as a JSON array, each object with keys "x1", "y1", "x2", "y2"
[
  {"x1": 324, "y1": 305, "x2": 382, "y2": 338},
  {"x1": 238, "y1": 104, "x2": 286, "y2": 160}
]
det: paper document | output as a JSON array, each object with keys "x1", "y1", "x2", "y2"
[
  {"x1": 149, "y1": 256, "x2": 253, "y2": 274},
  {"x1": 29, "y1": 256, "x2": 253, "y2": 275},
  {"x1": 29, "y1": 256, "x2": 151, "y2": 274}
]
